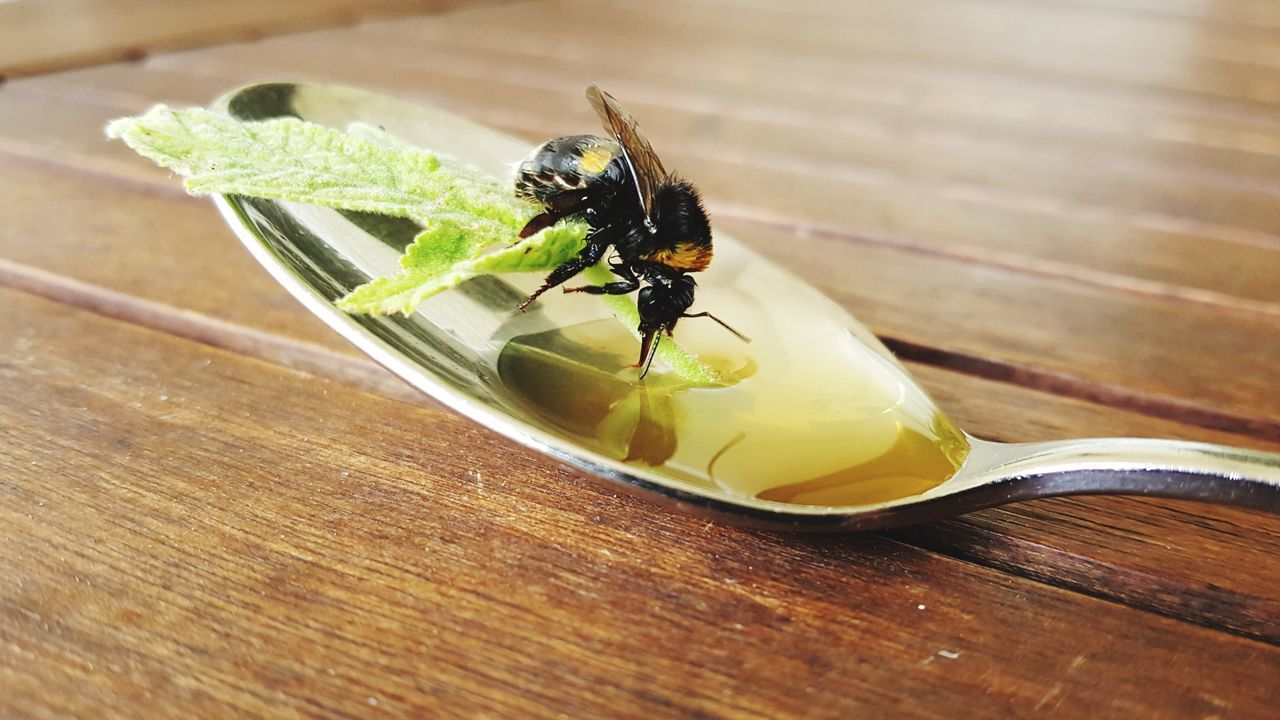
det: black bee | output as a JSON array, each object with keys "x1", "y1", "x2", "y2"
[{"x1": 515, "y1": 84, "x2": 746, "y2": 375}]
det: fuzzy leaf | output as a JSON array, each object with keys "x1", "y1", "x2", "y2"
[
  {"x1": 105, "y1": 105, "x2": 525, "y2": 235},
  {"x1": 337, "y1": 221, "x2": 590, "y2": 315}
]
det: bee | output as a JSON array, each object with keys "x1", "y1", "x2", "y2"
[{"x1": 515, "y1": 84, "x2": 747, "y2": 375}]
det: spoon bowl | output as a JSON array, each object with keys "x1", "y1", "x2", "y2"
[{"x1": 213, "y1": 82, "x2": 1280, "y2": 530}]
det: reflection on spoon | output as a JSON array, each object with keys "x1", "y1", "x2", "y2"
[
  {"x1": 498, "y1": 319, "x2": 969, "y2": 506},
  {"x1": 497, "y1": 320, "x2": 683, "y2": 468}
]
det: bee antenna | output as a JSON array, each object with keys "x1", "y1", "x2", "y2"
[
  {"x1": 682, "y1": 312, "x2": 751, "y2": 343},
  {"x1": 639, "y1": 333, "x2": 662, "y2": 380}
]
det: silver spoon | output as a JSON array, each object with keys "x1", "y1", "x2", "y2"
[{"x1": 212, "y1": 82, "x2": 1280, "y2": 531}]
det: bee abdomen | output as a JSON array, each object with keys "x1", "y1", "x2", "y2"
[
  {"x1": 514, "y1": 135, "x2": 623, "y2": 207},
  {"x1": 516, "y1": 167, "x2": 586, "y2": 195}
]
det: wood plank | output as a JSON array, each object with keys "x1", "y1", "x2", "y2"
[
  {"x1": 1, "y1": 135, "x2": 1279, "y2": 643},
  {"x1": 357, "y1": 9, "x2": 1280, "y2": 142},
  {"x1": 689, "y1": 0, "x2": 1280, "y2": 33},
  {"x1": 0, "y1": 0, "x2": 503, "y2": 78},
  {"x1": 198, "y1": 12, "x2": 1280, "y2": 179},
  {"x1": 3, "y1": 286, "x2": 1280, "y2": 718},
  {"x1": 240, "y1": 20, "x2": 1280, "y2": 194},
  {"x1": 0, "y1": 155, "x2": 341, "y2": 350},
  {"x1": 905, "y1": 364, "x2": 1280, "y2": 642},
  {"x1": 369, "y1": 0, "x2": 1280, "y2": 105},
  {"x1": 1007, "y1": 0, "x2": 1280, "y2": 28}
]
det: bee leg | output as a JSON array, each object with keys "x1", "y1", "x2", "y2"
[
  {"x1": 518, "y1": 211, "x2": 558, "y2": 239},
  {"x1": 564, "y1": 277, "x2": 639, "y2": 295},
  {"x1": 565, "y1": 260, "x2": 638, "y2": 294},
  {"x1": 518, "y1": 235, "x2": 610, "y2": 311},
  {"x1": 518, "y1": 195, "x2": 585, "y2": 239},
  {"x1": 519, "y1": 192, "x2": 602, "y2": 238}
]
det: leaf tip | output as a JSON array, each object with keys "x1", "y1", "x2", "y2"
[{"x1": 103, "y1": 117, "x2": 129, "y2": 140}]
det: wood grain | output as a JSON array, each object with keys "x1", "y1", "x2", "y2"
[
  {"x1": 0, "y1": 154, "x2": 342, "y2": 349},
  {"x1": 902, "y1": 365, "x2": 1280, "y2": 642},
  {"x1": 0, "y1": 0, "x2": 506, "y2": 78},
  {"x1": 713, "y1": 0, "x2": 1280, "y2": 31},
  {"x1": 1, "y1": 0, "x2": 1279, "y2": 715},
  {"x1": 3, "y1": 287, "x2": 1279, "y2": 718}
]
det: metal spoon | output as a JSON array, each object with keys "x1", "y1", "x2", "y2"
[{"x1": 212, "y1": 82, "x2": 1280, "y2": 531}]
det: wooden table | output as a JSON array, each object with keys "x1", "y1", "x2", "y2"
[{"x1": 2, "y1": 0, "x2": 1278, "y2": 716}]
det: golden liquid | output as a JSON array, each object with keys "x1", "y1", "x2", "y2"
[{"x1": 498, "y1": 319, "x2": 969, "y2": 508}]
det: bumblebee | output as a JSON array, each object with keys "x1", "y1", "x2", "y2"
[{"x1": 515, "y1": 84, "x2": 745, "y2": 375}]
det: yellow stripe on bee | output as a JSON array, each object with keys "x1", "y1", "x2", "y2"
[
  {"x1": 578, "y1": 145, "x2": 615, "y2": 175},
  {"x1": 649, "y1": 243, "x2": 713, "y2": 272}
]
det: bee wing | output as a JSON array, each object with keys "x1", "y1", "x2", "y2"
[{"x1": 586, "y1": 84, "x2": 666, "y2": 223}]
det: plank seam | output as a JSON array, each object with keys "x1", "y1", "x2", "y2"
[
  {"x1": 883, "y1": 336, "x2": 1280, "y2": 442},
  {"x1": 888, "y1": 524, "x2": 1280, "y2": 647},
  {"x1": 0, "y1": 0, "x2": 530, "y2": 80},
  {"x1": 715, "y1": 203, "x2": 1280, "y2": 320},
  {"x1": 0, "y1": 256, "x2": 424, "y2": 407}
]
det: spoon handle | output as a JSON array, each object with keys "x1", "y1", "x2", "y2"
[{"x1": 955, "y1": 437, "x2": 1280, "y2": 513}]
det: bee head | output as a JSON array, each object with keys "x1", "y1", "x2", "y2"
[{"x1": 635, "y1": 275, "x2": 697, "y2": 369}]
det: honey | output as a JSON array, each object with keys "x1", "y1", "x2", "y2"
[{"x1": 498, "y1": 317, "x2": 968, "y2": 508}]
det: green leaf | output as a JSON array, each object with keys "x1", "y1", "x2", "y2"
[
  {"x1": 337, "y1": 220, "x2": 590, "y2": 315},
  {"x1": 105, "y1": 105, "x2": 525, "y2": 234}
]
